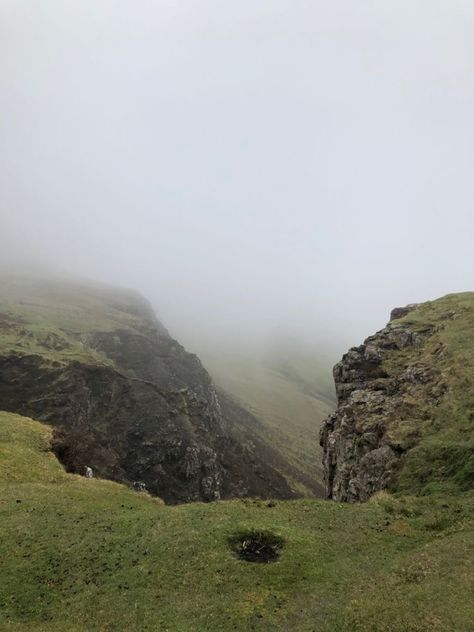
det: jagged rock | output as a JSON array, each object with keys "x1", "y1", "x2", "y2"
[
  {"x1": 131, "y1": 481, "x2": 147, "y2": 492},
  {"x1": 320, "y1": 305, "x2": 446, "y2": 502},
  {"x1": 390, "y1": 304, "x2": 419, "y2": 321}
]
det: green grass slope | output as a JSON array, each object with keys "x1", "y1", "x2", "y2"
[
  {"x1": 1, "y1": 411, "x2": 473, "y2": 631},
  {"x1": 197, "y1": 342, "x2": 336, "y2": 495},
  {"x1": 0, "y1": 275, "x2": 149, "y2": 367},
  {"x1": 385, "y1": 293, "x2": 474, "y2": 496}
]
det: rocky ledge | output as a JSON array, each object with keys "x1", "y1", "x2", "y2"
[{"x1": 320, "y1": 303, "x2": 449, "y2": 501}]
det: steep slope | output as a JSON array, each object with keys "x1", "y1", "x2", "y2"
[
  {"x1": 320, "y1": 292, "x2": 474, "y2": 501},
  {"x1": 0, "y1": 275, "x2": 296, "y2": 503},
  {"x1": 2, "y1": 410, "x2": 473, "y2": 631},
  {"x1": 195, "y1": 341, "x2": 336, "y2": 496}
]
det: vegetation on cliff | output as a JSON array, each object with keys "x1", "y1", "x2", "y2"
[
  {"x1": 320, "y1": 292, "x2": 474, "y2": 501},
  {"x1": 387, "y1": 293, "x2": 474, "y2": 495}
]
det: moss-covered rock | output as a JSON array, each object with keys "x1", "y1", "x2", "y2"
[{"x1": 320, "y1": 292, "x2": 474, "y2": 500}]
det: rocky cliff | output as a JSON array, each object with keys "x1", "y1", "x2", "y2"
[
  {"x1": 320, "y1": 293, "x2": 474, "y2": 501},
  {"x1": 0, "y1": 276, "x2": 297, "y2": 503}
]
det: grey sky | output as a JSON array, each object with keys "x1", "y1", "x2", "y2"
[{"x1": 1, "y1": 1, "x2": 473, "y2": 350}]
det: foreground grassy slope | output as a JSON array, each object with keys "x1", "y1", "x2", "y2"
[{"x1": 1, "y1": 411, "x2": 473, "y2": 631}]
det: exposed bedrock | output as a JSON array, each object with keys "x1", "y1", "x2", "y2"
[{"x1": 320, "y1": 304, "x2": 448, "y2": 501}]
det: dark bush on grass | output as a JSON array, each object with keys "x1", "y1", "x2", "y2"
[{"x1": 228, "y1": 530, "x2": 284, "y2": 563}]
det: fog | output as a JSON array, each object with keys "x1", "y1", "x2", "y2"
[{"x1": 1, "y1": 1, "x2": 473, "y2": 354}]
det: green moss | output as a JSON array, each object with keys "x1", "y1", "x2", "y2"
[{"x1": 377, "y1": 292, "x2": 474, "y2": 496}]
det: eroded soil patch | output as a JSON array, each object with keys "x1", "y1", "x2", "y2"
[{"x1": 228, "y1": 529, "x2": 284, "y2": 563}]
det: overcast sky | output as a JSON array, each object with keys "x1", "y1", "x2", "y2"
[{"x1": 1, "y1": 1, "x2": 473, "y2": 350}]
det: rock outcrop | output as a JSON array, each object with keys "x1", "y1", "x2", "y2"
[
  {"x1": 0, "y1": 277, "x2": 297, "y2": 504},
  {"x1": 320, "y1": 303, "x2": 449, "y2": 501}
]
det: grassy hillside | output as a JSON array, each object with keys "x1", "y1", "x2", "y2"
[
  {"x1": 385, "y1": 292, "x2": 474, "y2": 495},
  {"x1": 1, "y1": 410, "x2": 473, "y2": 631},
  {"x1": 197, "y1": 342, "x2": 336, "y2": 495},
  {"x1": 0, "y1": 275, "x2": 149, "y2": 366}
]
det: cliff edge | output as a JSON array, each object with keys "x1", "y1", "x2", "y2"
[
  {"x1": 0, "y1": 275, "x2": 298, "y2": 503},
  {"x1": 320, "y1": 292, "x2": 474, "y2": 501}
]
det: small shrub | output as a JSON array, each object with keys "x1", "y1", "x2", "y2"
[{"x1": 227, "y1": 529, "x2": 284, "y2": 563}]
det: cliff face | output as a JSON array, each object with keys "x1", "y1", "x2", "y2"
[
  {"x1": 0, "y1": 276, "x2": 296, "y2": 504},
  {"x1": 320, "y1": 293, "x2": 474, "y2": 501}
]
